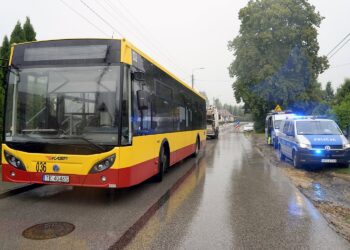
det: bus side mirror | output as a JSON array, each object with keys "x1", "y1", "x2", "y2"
[
  {"x1": 137, "y1": 90, "x2": 149, "y2": 110},
  {"x1": 132, "y1": 71, "x2": 145, "y2": 82}
]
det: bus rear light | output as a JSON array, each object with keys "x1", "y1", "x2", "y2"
[
  {"x1": 4, "y1": 151, "x2": 26, "y2": 171},
  {"x1": 89, "y1": 154, "x2": 116, "y2": 174}
]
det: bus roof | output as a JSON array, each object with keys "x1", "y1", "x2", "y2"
[{"x1": 10, "y1": 38, "x2": 205, "y2": 101}]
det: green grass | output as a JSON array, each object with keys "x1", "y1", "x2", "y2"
[{"x1": 335, "y1": 168, "x2": 350, "y2": 175}]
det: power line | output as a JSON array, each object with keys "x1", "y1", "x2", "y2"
[
  {"x1": 94, "y1": 0, "x2": 150, "y2": 48},
  {"x1": 80, "y1": 0, "x2": 123, "y2": 38},
  {"x1": 59, "y1": 0, "x2": 109, "y2": 37},
  {"x1": 326, "y1": 32, "x2": 350, "y2": 57},
  {"x1": 328, "y1": 37, "x2": 350, "y2": 59},
  {"x1": 105, "y1": 0, "x2": 191, "y2": 80}
]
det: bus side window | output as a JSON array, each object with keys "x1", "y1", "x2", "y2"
[{"x1": 131, "y1": 72, "x2": 153, "y2": 134}]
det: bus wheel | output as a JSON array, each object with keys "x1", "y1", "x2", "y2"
[
  {"x1": 192, "y1": 138, "x2": 200, "y2": 157},
  {"x1": 154, "y1": 146, "x2": 168, "y2": 182}
]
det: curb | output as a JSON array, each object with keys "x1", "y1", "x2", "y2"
[{"x1": 0, "y1": 184, "x2": 41, "y2": 199}]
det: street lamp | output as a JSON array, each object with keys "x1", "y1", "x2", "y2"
[{"x1": 191, "y1": 67, "x2": 205, "y2": 89}]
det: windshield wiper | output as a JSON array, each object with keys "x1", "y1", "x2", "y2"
[{"x1": 58, "y1": 135, "x2": 106, "y2": 152}]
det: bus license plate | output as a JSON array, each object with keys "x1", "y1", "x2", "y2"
[
  {"x1": 321, "y1": 159, "x2": 337, "y2": 163},
  {"x1": 43, "y1": 175, "x2": 70, "y2": 183}
]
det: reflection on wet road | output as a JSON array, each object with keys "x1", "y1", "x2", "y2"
[
  {"x1": 127, "y1": 131, "x2": 349, "y2": 249},
  {"x1": 0, "y1": 128, "x2": 349, "y2": 249}
]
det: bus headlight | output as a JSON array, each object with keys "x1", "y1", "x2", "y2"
[
  {"x1": 343, "y1": 143, "x2": 350, "y2": 149},
  {"x1": 89, "y1": 154, "x2": 116, "y2": 174},
  {"x1": 4, "y1": 151, "x2": 26, "y2": 171},
  {"x1": 299, "y1": 143, "x2": 311, "y2": 149}
]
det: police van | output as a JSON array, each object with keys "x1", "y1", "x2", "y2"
[
  {"x1": 278, "y1": 117, "x2": 350, "y2": 169},
  {"x1": 265, "y1": 111, "x2": 295, "y2": 148}
]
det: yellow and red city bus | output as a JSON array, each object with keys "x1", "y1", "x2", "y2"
[{"x1": 2, "y1": 38, "x2": 206, "y2": 188}]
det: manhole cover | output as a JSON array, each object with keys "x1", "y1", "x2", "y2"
[{"x1": 22, "y1": 222, "x2": 75, "y2": 240}]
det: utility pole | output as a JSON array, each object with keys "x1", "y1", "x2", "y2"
[
  {"x1": 191, "y1": 74, "x2": 194, "y2": 88},
  {"x1": 191, "y1": 67, "x2": 205, "y2": 89}
]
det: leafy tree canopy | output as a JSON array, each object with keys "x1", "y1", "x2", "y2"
[
  {"x1": 228, "y1": 0, "x2": 328, "y2": 131},
  {"x1": 333, "y1": 94, "x2": 350, "y2": 130},
  {"x1": 325, "y1": 81, "x2": 334, "y2": 102},
  {"x1": 23, "y1": 17, "x2": 36, "y2": 41},
  {"x1": 10, "y1": 21, "x2": 25, "y2": 44},
  {"x1": 198, "y1": 91, "x2": 209, "y2": 106},
  {"x1": 334, "y1": 78, "x2": 350, "y2": 105}
]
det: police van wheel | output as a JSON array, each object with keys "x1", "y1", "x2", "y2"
[
  {"x1": 293, "y1": 151, "x2": 302, "y2": 169},
  {"x1": 279, "y1": 146, "x2": 285, "y2": 161}
]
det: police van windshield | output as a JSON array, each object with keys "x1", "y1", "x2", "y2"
[{"x1": 296, "y1": 120, "x2": 342, "y2": 135}]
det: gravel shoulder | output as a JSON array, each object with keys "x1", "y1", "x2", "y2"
[{"x1": 248, "y1": 132, "x2": 350, "y2": 242}]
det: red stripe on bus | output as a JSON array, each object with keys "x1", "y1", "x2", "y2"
[{"x1": 2, "y1": 140, "x2": 205, "y2": 188}]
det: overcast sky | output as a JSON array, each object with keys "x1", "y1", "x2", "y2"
[{"x1": 0, "y1": 0, "x2": 349, "y2": 105}]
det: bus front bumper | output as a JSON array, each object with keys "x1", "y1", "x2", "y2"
[{"x1": 2, "y1": 164, "x2": 119, "y2": 188}]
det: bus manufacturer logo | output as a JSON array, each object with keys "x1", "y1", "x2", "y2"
[
  {"x1": 325, "y1": 146, "x2": 331, "y2": 150},
  {"x1": 53, "y1": 164, "x2": 60, "y2": 172},
  {"x1": 46, "y1": 156, "x2": 68, "y2": 161}
]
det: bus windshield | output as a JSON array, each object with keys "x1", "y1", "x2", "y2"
[
  {"x1": 296, "y1": 120, "x2": 342, "y2": 135},
  {"x1": 5, "y1": 65, "x2": 121, "y2": 146}
]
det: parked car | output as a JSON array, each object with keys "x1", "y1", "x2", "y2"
[
  {"x1": 278, "y1": 117, "x2": 350, "y2": 169},
  {"x1": 243, "y1": 123, "x2": 254, "y2": 132}
]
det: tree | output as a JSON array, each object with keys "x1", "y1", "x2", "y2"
[
  {"x1": 199, "y1": 91, "x2": 210, "y2": 107},
  {"x1": 333, "y1": 94, "x2": 350, "y2": 131},
  {"x1": 0, "y1": 36, "x2": 10, "y2": 60},
  {"x1": 334, "y1": 79, "x2": 350, "y2": 105},
  {"x1": 0, "y1": 36, "x2": 10, "y2": 81},
  {"x1": 213, "y1": 98, "x2": 223, "y2": 109},
  {"x1": 23, "y1": 17, "x2": 36, "y2": 41},
  {"x1": 228, "y1": 0, "x2": 328, "y2": 131},
  {"x1": 10, "y1": 21, "x2": 25, "y2": 44},
  {"x1": 325, "y1": 82, "x2": 334, "y2": 103}
]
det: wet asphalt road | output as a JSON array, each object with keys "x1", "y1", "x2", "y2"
[{"x1": 0, "y1": 127, "x2": 349, "y2": 249}]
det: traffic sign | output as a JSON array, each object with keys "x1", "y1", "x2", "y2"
[{"x1": 274, "y1": 105, "x2": 282, "y2": 112}]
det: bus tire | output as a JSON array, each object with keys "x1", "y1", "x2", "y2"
[
  {"x1": 154, "y1": 146, "x2": 169, "y2": 182},
  {"x1": 192, "y1": 137, "x2": 200, "y2": 157}
]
